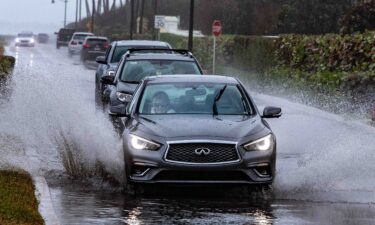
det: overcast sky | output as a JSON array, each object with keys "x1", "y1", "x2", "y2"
[{"x1": 0, "y1": 0, "x2": 119, "y2": 34}]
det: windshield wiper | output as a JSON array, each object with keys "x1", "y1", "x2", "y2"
[{"x1": 212, "y1": 84, "x2": 227, "y2": 116}]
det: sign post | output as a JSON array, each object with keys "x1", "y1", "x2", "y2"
[
  {"x1": 154, "y1": 15, "x2": 166, "y2": 40},
  {"x1": 212, "y1": 20, "x2": 222, "y2": 74}
]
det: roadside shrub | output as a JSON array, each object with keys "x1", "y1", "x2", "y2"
[
  {"x1": 275, "y1": 32, "x2": 375, "y2": 73},
  {"x1": 0, "y1": 56, "x2": 15, "y2": 77},
  {"x1": 160, "y1": 33, "x2": 277, "y2": 73}
]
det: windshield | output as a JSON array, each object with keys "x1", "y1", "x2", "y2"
[
  {"x1": 120, "y1": 60, "x2": 201, "y2": 83},
  {"x1": 138, "y1": 83, "x2": 252, "y2": 115},
  {"x1": 18, "y1": 33, "x2": 33, "y2": 38},
  {"x1": 73, "y1": 34, "x2": 91, "y2": 40},
  {"x1": 87, "y1": 39, "x2": 107, "y2": 44},
  {"x1": 110, "y1": 45, "x2": 169, "y2": 63}
]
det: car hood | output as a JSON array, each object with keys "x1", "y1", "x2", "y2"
[
  {"x1": 18, "y1": 37, "x2": 33, "y2": 41},
  {"x1": 132, "y1": 114, "x2": 265, "y2": 140},
  {"x1": 117, "y1": 81, "x2": 139, "y2": 94}
]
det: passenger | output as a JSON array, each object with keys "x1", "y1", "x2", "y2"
[{"x1": 151, "y1": 91, "x2": 175, "y2": 114}]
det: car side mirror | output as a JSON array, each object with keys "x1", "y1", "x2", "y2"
[
  {"x1": 54, "y1": 32, "x2": 58, "y2": 35},
  {"x1": 96, "y1": 56, "x2": 107, "y2": 64},
  {"x1": 262, "y1": 106, "x2": 282, "y2": 118},
  {"x1": 109, "y1": 103, "x2": 129, "y2": 118},
  {"x1": 100, "y1": 75, "x2": 115, "y2": 85}
]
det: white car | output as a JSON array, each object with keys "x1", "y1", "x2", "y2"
[
  {"x1": 68, "y1": 32, "x2": 94, "y2": 55},
  {"x1": 15, "y1": 32, "x2": 35, "y2": 47}
]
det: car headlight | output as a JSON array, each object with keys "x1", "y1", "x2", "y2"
[
  {"x1": 30, "y1": 39, "x2": 35, "y2": 43},
  {"x1": 116, "y1": 92, "x2": 132, "y2": 102},
  {"x1": 243, "y1": 134, "x2": 274, "y2": 151},
  {"x1": 15, "y1": 38, "x2": 20, "y2": 43},
  {"x1": 129, "y1": 134, "x2": 161, "y2": 151}
]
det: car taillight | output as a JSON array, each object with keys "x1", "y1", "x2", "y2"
[
  {"x1": 104, "y1": 43, "x2": 109, "y2": 49},
  {"x1": 83, "y1": 44, "x2": 90, "y2": 48}
]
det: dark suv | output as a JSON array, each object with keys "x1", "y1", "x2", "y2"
[
  {"x1": 100, "y1": 49, "x2": 203, "y2": 117},
  {"x1": 95, "y1": 40, "x2": 171, "y2": 106},
  {"x1": 81, "y1": 36, "x2": 109, "y2": 62},
  {"x1": 55, "y1": 28, "x2": 75, "y2": 49}
]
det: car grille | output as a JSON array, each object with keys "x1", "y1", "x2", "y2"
[
  {"x1": 21, "y1": 40, "x2": 29, "y2": 43},
  {"x1": 165, "y1": 143, "x2": 240, "y2": 164},
  {"x1": 154, "y1": 171, "x2": 249, "y2": 181}
]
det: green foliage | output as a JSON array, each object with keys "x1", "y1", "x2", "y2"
[
  {"x1": 340, "y1": 0, "x2": 375, "y2": 34},
  {"x1": 160, "y1": 33, "x2": 277, "y2": 73},
  {"x1": 275, "y1": 32, "x2": 375, "y2": 74},
  {"x1": 0, "y1": 56, "x2": 15, "y2": 77},
  {"x1": 0, "y1": 171, "x2": 44, "y2": 225}
]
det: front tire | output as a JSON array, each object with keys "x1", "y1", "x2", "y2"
[{"x1": 122, "y1": 154, "x2": 143, "y2": 195}]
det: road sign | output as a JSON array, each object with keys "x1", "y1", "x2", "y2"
[
  {"x1": 154, "y1": 15, "x2": 166, "y2": 29},
  {"x1": 212, "y1": 20, "x2": 222, "y2": 37}
]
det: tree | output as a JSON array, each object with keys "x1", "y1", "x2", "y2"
[
  {"x1": 340, "y1": 0, "x2": 375, "y2": 34},
  {"x1": 278, "y1": 0, "x2": 353, "y2": 34}
]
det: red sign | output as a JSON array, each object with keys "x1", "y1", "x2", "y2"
[{"x1": 212, "y1": 20, "x2": 222, "y2": 37}]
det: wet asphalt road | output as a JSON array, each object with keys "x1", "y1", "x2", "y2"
[{"x1": 3, "y1": 43, "x2": 375, "y2": 225}]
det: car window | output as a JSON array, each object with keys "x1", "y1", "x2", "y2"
[
  {"x1": 73, "y1": 34, "x2": 91, "y2": 40},
  {"x1": 86, "y1": 39, "x2": 108, "y2": 46},
  {"x1": 138, "y1": 83, "x2": 252, "y2": 115},
  {"x1": 110, "y1": 45, "x2": 169, "y2": 63},
  {"x1": 120, "y1": 60, "x2": 201, "y2": 83},
  {"x1": 18, "y1": 33, "x2": 33, "y2": 37}
]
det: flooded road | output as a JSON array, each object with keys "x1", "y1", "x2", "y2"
[{"x1": 2, "y1": 43, "x2": 375, "y2": 224}]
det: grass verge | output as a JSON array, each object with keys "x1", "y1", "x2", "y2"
[{"x1": 0, "y1": 170, "x2": 44, "y2": 225}]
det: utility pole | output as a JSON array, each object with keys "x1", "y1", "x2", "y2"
[
  {"x1": 153, "y1": 0, "x2": 158, "y2": 40},
  {"x1": 75, "y1": 0, "x2": 78, "y2": 28},
  {"x1": 91, "y1": 0, "x2": 96, "y2": 33},
  {"x1": 188, "y1": 0, "x2": 195, "y2": 52},
  {"x1": 79, "y1": 0, "x2": 82, "y2": 21},
  {"x1": 130, "y1": 0, "x2": 134, "y2": 39},
  {"x1": 139, "y1": 0, "x2": 145, "y2": 34},
  {"x1": 64, "y1": 0, "x2": 68, "y2": 27},
  {"x1": 51, "y1": 0, "x2": 68, "y2": 28}
]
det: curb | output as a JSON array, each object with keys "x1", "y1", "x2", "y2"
[{"x1": 33, "y1": 176, "x2": 61, "y2": 225}]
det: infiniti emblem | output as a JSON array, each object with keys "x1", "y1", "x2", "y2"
[{"x1": 194, "y1": 147, "x2": 211, "y2": 156}]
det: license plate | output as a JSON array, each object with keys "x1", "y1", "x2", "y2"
[{"x1": 94, "y1": 46, "x2": 101, "y2": 51}]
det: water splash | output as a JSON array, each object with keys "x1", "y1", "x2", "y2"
[{"x1": 0, "y1": 46, "x2": 123, "y2": 184}]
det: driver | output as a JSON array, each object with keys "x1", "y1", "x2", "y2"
[{"x1": 151, "y1": 91, "x2": 175, "y2": 114}]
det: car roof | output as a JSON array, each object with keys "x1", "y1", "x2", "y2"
[
  {"x1": 126, "y1": 53, "x2": 196, "y2": 61},
  {"x1": 19, "y1": 31, "x2": 33, "y2": 34},
  {"x1": 145, "y1": 75, "x2": 239, "y2": 84},
  {"x1": 85, "y1": 36, "x2": 108, "y2": 40},
  {"x1": 113, "y1": 40, "x2": 170, "y2": 47},
  {"x1": 73, "y1": 32, "x2": 94, "y2": 35}
]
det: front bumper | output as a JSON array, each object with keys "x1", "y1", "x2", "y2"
[
  {"x1": 124, "y1": 138, "x2": 276, "y2": 185},
  {"x1": 16, "y1": 42, "x2": 34, "y2": 47}
]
